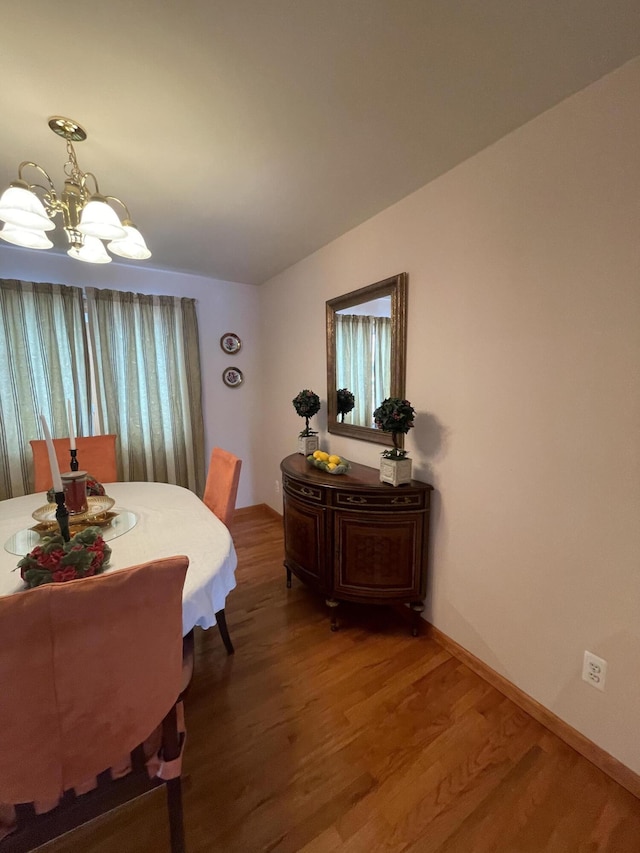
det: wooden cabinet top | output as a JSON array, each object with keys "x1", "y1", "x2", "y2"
[{"x1": 280, "y1": 453, "x2": 433, "y2": 493}]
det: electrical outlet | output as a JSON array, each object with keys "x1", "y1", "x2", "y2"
[
  {"x1": 274, "y1": 479, "x2": 280, "y2": 496},
  {"x1": 582, "y1": 651, "x2": 607, "y2": 691}
]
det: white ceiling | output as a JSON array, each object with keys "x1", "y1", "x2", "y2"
[{"x1": 1, "y1": 1, "x2": 639, "y2": 285}]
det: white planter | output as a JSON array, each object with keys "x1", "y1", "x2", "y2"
[
  {"x1": 379, "y1": 455, "x2": 412, "y2": 487},
  {"x1": 298, "y1": 434, "x2": 319, "y2": 455}
]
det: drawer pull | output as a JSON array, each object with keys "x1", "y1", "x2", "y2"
[
  {"x1": 345, "y1": 496, "x2": 367, "y2": 504},
  {"x1": 300, "y1": 486, "x2": 315, "y2": 497},
  {"x1": 391, "y1": 496, "x2": 414, "y2": 505}
]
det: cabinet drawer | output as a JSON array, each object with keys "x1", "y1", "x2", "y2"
[
  {"x1": 283, "y1": 474, "x2": 324, "y2": 503},
  {"x1": 334, "y1": 489, "x2": 424, "y2": 511}
]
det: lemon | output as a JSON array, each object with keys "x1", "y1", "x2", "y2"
[
  {"x1": 327, "y1": 462, "x2": 337, "y2": 470},
  {"x1": 318, "y1": 451, "x2": 330, "y2": 461},
  {"x1": 313, "y1": 450, "x2": 323, "y2": 459},
  {"x1": 328, "y1": 455, "x2": 341, "y2": 464}
]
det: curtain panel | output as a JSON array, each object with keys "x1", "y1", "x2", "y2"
[
  {"x1": 86, "y1": 289, "x2": 205, "y2": 495},
  {"x1": 335, "y1": 315, "x2": 391, "y2": 428},
  {"x1": 0, "y1": 280, "x2": 90, "y2": 500},
  {"x1": 373, "y1": 316, "x2": 391, "y2": 415}
]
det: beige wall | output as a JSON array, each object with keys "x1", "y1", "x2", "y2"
[{"x1": 257, "y1": 58, "x2": 640, "y2": 773}]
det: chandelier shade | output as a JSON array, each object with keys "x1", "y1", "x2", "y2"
[
  {"x1": 78, "y1": 196, "x2": 127, "y2": 241},
  {"x1": 0, "y1": 117, "x2": 151, "y2": 265},
  {"x1": 0, "y1": 223, "x2": 54, "y2": 250},
  {"x1": 67, "y1": 235, "x2": 112, "y2": 264},
  {"x1": 0, "y1": 184, "x2": 55, "y2": 231},
  {"x1": 107, "y1": 223, "x2": 152, "y2": 260}
]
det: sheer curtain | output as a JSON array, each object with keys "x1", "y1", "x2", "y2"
[
  {"x1": 372, "y1": 316, "x2": 391, "y2": 414},
  {"x1": 86, "y1": 288, "x2": 205, "y2": 495},
  {"x1": 0, "y1": 280, "x2": 90, "y2": 499},
  {"x1": 336, "y1": 315, "x2": 370, "y2": 426},
  {"x1": 335, "y1": 315, "x2": 391, "y2": 427}
]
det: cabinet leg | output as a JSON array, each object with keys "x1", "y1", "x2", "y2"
[
  {"x1": 410, "y1": 601, "x2": 424, "y2": 637},
  {"x1": 285, "y1": 565, "x2": 292, "y2": 588},
  {"x1": 326, "y1": 598, "x2": 339, "y2": 631}
]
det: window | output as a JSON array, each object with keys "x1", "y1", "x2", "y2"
[
  {"x1": 0, "y1": 280, "x2": 205, "y2": 499},
  {"x1": 335, "y1": 313, "x2": 391, "y2": 427}
]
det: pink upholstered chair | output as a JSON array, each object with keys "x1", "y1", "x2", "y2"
[
  {"x1": 201, "y1": 447, "x2": 242, "y2": 655},
  {"x1": 202, "y1": 446, "x2": 241, "y2": 529},
  {"x1": 30, "y1": 434, "x2": 118, "y2": 492},
  {"x1": 0, "y1": 555, "x2": 190, "y2": 853}
]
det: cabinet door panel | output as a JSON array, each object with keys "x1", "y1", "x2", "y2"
[
  {"x1": 334, "y1": 513, "x2": 424, "y2": 600},
  {"x1": 283, "y1": 495, "x2": 328, "y2": 591}
]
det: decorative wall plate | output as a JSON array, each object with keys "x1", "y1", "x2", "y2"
[
  {"x1": 220, "y1": 332, "x2": 242, "y2": 354},
  {"x1": 222, "y1": 367, "x2": 244, "y2": 388}
]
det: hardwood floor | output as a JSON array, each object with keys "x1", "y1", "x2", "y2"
[{"x1": 43, "y1": 506, "x2": 640, "y2": 852}]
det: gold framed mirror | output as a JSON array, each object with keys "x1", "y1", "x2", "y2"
[{"x1": 326, "y1": 272, "x2": 407, "y2": 446}]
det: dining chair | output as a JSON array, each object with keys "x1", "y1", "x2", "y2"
[
  {"x1": 0, "y1": 555, "x2": 190, "y2": 853},
  {"x1": 203, "y1": 446, "x2": 242, "y2": 529},
  {"x1": 202, "y1": 446, "x2": 242, "y2": 655},
  {"x1": 30, "y1": 434, "x2": 118, "y2": 492}
]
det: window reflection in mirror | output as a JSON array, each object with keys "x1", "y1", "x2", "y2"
[
  {"x1": 326, "y1": 273, "x2": 407, "y2": 447},
  {"x1": 335, "y1": 297, "x2": 391, "y2": 428}
]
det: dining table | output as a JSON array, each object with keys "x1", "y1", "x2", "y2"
[{"x1": 0, "y1": 481, "x2": 238, "y2": 636}]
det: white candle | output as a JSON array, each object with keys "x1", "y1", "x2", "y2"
[
  {"x1": 40, "y1": 413, "x2": 63, "y2": 493},
  {"x1": 67, "y1": 399, "x2": 76, "y2": 450}
]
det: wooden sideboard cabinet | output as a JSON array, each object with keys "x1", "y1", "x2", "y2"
[{"x1": 280, "y1": 453, "x2": 433, "y2": 635}]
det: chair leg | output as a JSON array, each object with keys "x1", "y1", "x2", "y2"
[
  {"x1": 215, "y1": 607, "x2": 235, "y2": 655},
  {"x1": 179, "y1": 629, "x2": 195, "y2": 700},
  {"x1": 166, "y1": 777, "x2": 185, "y2": 853}
]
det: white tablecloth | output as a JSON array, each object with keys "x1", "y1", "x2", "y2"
[{"x1": 0, "y1": 481, "x2": 238, "y2": 636}]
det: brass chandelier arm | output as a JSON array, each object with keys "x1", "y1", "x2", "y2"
[
  {"x1": 15, "y1": 162, "x2": 60, "y2": 218},
  {"x1": 14, "y1": 162, "x2": 89, "y2": 222},
  {"x1": 105, "y1": 194, "x2": 132, "y2": 221},
  {"x1": 81, "y1": 171, "x2": 101, "y2": 196},
  {"x1": 17, "y1": 161, "x2": 57, "y2": 194}
]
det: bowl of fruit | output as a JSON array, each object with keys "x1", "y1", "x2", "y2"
[{"x1": 307, "y1": 449, "x2": 350, "y2": 475}]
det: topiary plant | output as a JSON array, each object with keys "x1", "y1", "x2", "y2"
[
  {"x1": 292, "y1": 389, "x2": 321, "y2": 437},
  {"x1": 373, "y1": 397, "x2": 415, "y2": 458},
  {"x1": 336, "y1": 388, "x2": 355, "y2": 422}
]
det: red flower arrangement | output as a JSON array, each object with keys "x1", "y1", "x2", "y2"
[{"x1": 17, "y1": 526, "x2": 112, "y2": 589}]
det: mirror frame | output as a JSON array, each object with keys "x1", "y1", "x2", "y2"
[{"x1": 326, "y1": 272, "x2": 407, "y2": 447}]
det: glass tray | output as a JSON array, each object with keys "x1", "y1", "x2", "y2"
[{"x1": 4, "y1": 510, "x2": 138, "y2": 557}]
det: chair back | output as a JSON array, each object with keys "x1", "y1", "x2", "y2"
[
  {"x1": 0, "y1": 556, "x2": 188, "y2": 805},
  {"x1": 202, "y1": 447, "x2": 242, "y2": 528},
  {"x1": 30, "y1": 434, "x2": 118, "y2": 492}
]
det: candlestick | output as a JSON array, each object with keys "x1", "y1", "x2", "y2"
[
  {"x1": 54, "y1": 490, "x2": 70, "y2": 542},
  {"x1": 40, "y1": 414, "x2": 63, "y2": 493},
  {"x1": 67, "y1": 399, "x2": 76, "y2": 450},
  {"x1": 70, "y1": 448, "x2": 79, "y2": 471}
]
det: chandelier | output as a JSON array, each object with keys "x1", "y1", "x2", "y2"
[{"x1": 0, "y1": 116, "x2": 151, "y2": 264}]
